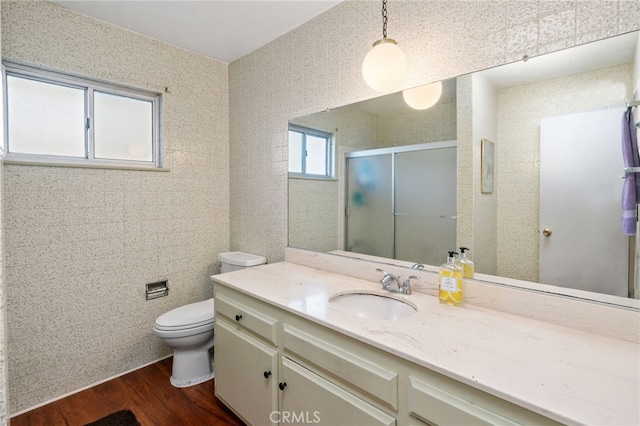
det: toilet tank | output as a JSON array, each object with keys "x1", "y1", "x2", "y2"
[{"x1": 218, "y1": 251, "x2": 267, "y2": 273}]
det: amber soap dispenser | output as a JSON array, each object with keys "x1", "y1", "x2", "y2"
[
  {"x1": 457, "y1": 247, "x2": 475, "y2": 279},
  {"x1": 439, "y1": 251, "x2": 463, "y2": 307}
]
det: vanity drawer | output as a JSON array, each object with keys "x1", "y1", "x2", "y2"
[
  {"x1": 215, "y1": 294, "x2": 278, "y2": 345},
  {"x1": 408, "y1": 376, "x2": 560, "y2": 426},
  {"x1": 283, "y1": 324, "x2": 398, "y2": 410},
  {"x1": 280, "y1": 356, "x2": 396, "y2": 426}
]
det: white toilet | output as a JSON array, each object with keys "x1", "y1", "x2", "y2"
[{"x1": 153, "y1": 251, "x2": 267, "y2": 388}]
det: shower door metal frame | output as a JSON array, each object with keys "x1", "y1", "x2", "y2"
[{"x1": 344, "y1": 140, "x2": 457, "y2": 259}]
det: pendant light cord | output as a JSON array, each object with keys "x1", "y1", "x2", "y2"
[{"x1": 382, "y1": 0, "x2": 388, "y2": 39}]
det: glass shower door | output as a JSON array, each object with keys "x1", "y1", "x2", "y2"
[
  {"x1": 394, "y1": 147, "x2": 457, "y2": 266},
  {"x1": 345, "y1": 154, "x2": 394, "y2": 258}
]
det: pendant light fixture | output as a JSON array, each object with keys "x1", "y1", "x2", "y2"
[
  {"x1": 402, "y1": 81, "x2": 443, "y2": 110},
  {"x1": 362, "y1": 0, "x2": 407, "y2": 92}
]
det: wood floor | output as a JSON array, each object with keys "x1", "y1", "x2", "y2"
[{"x1": 10, "y1": 357, "x2": 245, "y2": 426}]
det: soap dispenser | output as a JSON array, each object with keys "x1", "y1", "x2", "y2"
[
  {"x1": 439, "y1": 251, "x2": 463, "y2": 307},
  {"x1": 457, "y1": 247, "x2": 475, "y2": 279}
]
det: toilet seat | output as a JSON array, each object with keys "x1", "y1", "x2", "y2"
[{"x1": 155, "y1": 298, "x2": 214, "y2": 331}]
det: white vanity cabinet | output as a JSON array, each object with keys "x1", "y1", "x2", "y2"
[
  {"x1": 405, "y1": 372, "x2": 559, "y2": 426},
  {"x1": 279, "y1": 357, "x2": 395, "y2": 426},
  {"x1": 214, "y1": 292, "x2": 279, "y2": 426},
  {"x1": 215, "y1": 285, "x2": 398, "y2": 425},
  {"x1": 280, "y1": 323, "x2": 398, "y2": 425},
  {"x1": 213, "y1": 284, "x2": 561, "y2": 426}
]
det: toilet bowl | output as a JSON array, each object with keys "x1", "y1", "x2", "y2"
[
  {"x1": 153, "y1": 298, "x2": 215, "y2": 388},
  {"x1": 153, "y1": 251, "x2": 267, "y2": 388}
]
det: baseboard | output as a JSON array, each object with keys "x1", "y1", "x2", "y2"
[{"x1": 9, "y1": 354, "x2": 173, "y2": 418}]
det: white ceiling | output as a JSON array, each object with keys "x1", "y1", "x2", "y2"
[{"x1": 49, "y1": 0, "x2": 342, "y2": 64}]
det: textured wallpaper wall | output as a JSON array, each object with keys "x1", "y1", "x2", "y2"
[
  {"x1": 289, "y1": 106, "x2": 375, "y2": 253},
  {"x1": 229, "y1": 0, "x2": 640, "y2": 267},
  {"x1": 374, "y1": 100, "x2": 457, "y2": 148},
  {"x1": 289, "y1": 179, "x2": 339, "y2": 252},
  {"x1": 471, "y1": 73, "x2": 499, "y2": 276},
  {"x1": 1, "y1": 0, "x2": 639, "y2": 418},
  {"x1": 2, "y1": 1, "x2": 229, "y2": 414},
  {"x1": 0, "y1": 146, "x2": 6, "y2": 425},
  {"x1": 633, "y1": 33, "x2": 640, "y2": 96},
  {"x1": 0, "y1": 0, "x2": 8, "y2": 422}
]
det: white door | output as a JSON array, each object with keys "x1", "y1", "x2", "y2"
[{"x1": 539, "y1": 108, "x2": 628, "y2": 296}]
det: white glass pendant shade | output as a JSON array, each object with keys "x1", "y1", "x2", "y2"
[
  {"x1": 402, "y1": 81, "x2": 443, "y2": 110},
  {"x1": 362, "y1": 39, "x2": 407, "y2": 92}
]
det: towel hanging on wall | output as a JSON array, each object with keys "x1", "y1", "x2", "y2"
[{"x1": 621, "y1": 107, "x2": 639, "y2": 236}]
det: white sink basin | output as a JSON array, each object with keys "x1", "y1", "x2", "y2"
[{"x1": 329, "y1": 292, "x2": 417, "y2": 320}]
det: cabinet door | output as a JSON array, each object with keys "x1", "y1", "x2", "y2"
[
  {"x1": 279, "y1": 357, "x2": 395, "y2": 426},
  {"x1": 215, "y1": 319, "x2": 278, "y2": 426}
]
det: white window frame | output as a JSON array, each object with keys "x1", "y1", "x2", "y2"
[
  {"x1": 2, "y1": 61, "x2": 164, "y2": 170},
  {"x1": 288, "y1": 124, "x2": 334, "y2": 180}
]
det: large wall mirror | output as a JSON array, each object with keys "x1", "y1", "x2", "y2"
[{"x1": 288, "y1": 31, "x2": 640, "y2": 309}]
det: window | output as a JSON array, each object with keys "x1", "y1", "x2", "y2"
[
  {"x1": 2, "y1": 62, "x2": 161, "y2": 169},
  {"x1": 288, "y1": 125, "x2": 333, "y2": 178}
]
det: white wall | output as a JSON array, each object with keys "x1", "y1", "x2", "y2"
[{"x1": 2, "y1": 1, "x2": 229, "y2": 414}]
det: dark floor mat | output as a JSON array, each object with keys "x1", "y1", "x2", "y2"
[{"x1": 85, "y1": 409, "x2": 141, "y2": 426}]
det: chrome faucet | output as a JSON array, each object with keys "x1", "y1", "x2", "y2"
[
  {"x1": 376, "y1": 268, "x2": 401, "y2": 292},
  {"x1": 401, "y1": 275, "x2": 420, "y2": 295},
  {"x1": 376, "y1": 269, "x2": 419, "y2": 295}
]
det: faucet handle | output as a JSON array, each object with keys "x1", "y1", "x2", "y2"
[
  {"x1": 376, "y1": 268, "x2": 397, "y2": 279},
  {"x1": 411, "y1": 263, "x2": 425, "y2": 270},
  {"x1": 401, "y1": 275, "x2": 420, "y2": 294},
  {"x1": 376, "y1": 268, "x2": 389, "y2": 283},
  {"x1": 376, "y1": 268, "x2": 394, "y2": 289}
]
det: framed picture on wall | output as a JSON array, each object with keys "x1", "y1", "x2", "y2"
[{"x1": 481, "y1": 139, "x2": 494, "y2": 194}]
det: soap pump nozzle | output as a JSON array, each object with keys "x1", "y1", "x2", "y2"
[{"x1": 459, "y1": 247, "x2": 469, "y2": 260}]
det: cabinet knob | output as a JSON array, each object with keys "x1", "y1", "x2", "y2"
[
  {"x1": 263, "y1": 371, "x2": 272, "y2": 379},
  {"x1": 542, "y1": 228, "x2": 552, "y2": 237},
  {"x1": 278, "y1": 382, "x2": 287, "y2": 391},
  {"x1": 235, "y1": 314, "x2": 243, "y2": 321}
]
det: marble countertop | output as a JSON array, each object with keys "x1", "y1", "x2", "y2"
[{"x1": 211, "y1": 262, "x2": 640, "y2": 426}]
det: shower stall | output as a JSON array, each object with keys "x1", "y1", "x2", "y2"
[{"x1": 345, "y1": 141, "x2": 457, "y2": 266}]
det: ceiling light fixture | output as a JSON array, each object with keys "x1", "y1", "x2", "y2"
[
  {"x1": 402, "y1": 81, "x2": 443, "y2": 110},
  {"x1": 361, "y1": 0, "x2": 407, "y2": 92}
]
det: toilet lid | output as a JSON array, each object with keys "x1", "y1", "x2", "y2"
[{"x1": 155, "y1": 298, "x2": 214, "y2": 330}]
